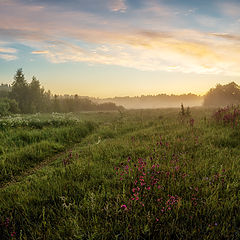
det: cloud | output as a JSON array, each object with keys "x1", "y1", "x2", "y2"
[
  {"x1": 194, "y1": 15, "x2": 220, "y2": 28},
  {"x1": 210, "y1": 33, "x2": 240, "y2": 41},
  {"x1": 0, "y1": 43, "x2": 17, "y2": 61},
  {"x1": 108, "y1": 0, "x2": 127, "y2": 12},
  {"x1": 0, "y1": 47, "x2": 17, "y2": 54},
  {"x1": 28, "y1": 31, "x2": 238, "y2": 76},
  {"x1": 0, "y1": 54, "x2": 17, "y2": 61},
  {"x1": 32, "y1": 50, "x2": 49, "y2": 54},
  {"x1": 0, "y1": 0, "x2": 240, "y2": 75},
  {"x1": 218, "y1": 2, "x2": 240, "y2": 18}
]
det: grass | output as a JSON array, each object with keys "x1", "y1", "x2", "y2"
[
  {"x1": 0, "y1": 114, "x2": 97, "y2": 185},
  {"x1": 0, "y1": 108, "x2": 240, "y2": 239}
]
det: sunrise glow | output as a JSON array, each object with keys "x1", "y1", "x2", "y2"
[{"x1": 0, "y1": 0, "x2": 240, "y2": 97}]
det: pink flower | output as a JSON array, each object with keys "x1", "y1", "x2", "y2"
[
  {"x1": 121, "y1": 205, "x2": 127, "y2": 210},
  {"x1": 175, "y1": 166, "x2": 180, "y2": 171}
]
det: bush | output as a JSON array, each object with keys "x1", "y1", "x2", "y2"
[{"x1": 0, "y1": 98, "x2": 19, "y2": 116}]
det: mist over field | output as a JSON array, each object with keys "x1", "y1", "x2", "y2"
[
  {"x1": 1, "y1": 70, "x2": 240, "y2": 114},
  {"x1": 92, "y1": 94, "x2": 203, "y2": 109}
]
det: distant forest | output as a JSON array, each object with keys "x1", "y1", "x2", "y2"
[
  {"x1": 92, "y1": 82, "x2": 240, "y2": 109},
  {"x1": 0, "y1": 69, "x2": 123, "y2": 116},
  {"x1": 92, "y1": 94, "x2": 203, "y2": 109},
  {"x1": 0, "y1": 69, "x2": 240, "y2": 115}
]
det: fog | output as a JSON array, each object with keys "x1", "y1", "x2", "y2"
[{"x1": 92, "y1": 94, "x2": 203, "y2": 109}]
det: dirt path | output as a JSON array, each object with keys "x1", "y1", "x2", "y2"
[
  {"x1": 0, "y1": 126, "x2": 143, "y2": 190},
  {"x1": 0, "y1": 147, "x2": 73, "y2": 190}
]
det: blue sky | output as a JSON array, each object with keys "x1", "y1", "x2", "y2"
[{"x1": 0, "y1": 0, "x2": 240, "y2": 97}]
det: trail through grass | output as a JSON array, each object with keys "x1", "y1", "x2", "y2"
[{"x1": 0, "y1": 109, "x2": 240, "y2": 239}]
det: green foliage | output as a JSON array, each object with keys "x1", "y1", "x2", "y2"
[
  {"x1": 3, "y1": 69, "x2": 124, "y2": 114},
  {"x1": 0, "y1": 98, "x2": 19, "y2": 116},
  {"x1": 28, "y1": 76, "x2": 45, "y2": 113},
  {"x1": 51, "y1": 95, "x2": 123, "y2": 113},
  {"x1": 0, "y1": 100, "x2": 9, "y2": 116},
  {"x1": 0, "y1": 114, "x2": 97, "y2": 185},
  {"x1": 203, "y1": 82, "x2": 240, "y2": 107},
  {"x1": 0, "y1": 84, "x2": 11, "y2": 98},
  {"x1": 10, "y1": 69, "x2": 29, "y2": 113},
  {"x1": 0, "y1": 109, "x2": 239, "y2": 239}
]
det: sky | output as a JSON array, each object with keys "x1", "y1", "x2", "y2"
[{"x1": 0, "y1": 0, "x2": 240, "y2": 97}]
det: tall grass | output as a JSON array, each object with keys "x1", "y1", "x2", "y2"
[
  {"x1": 0, "y1": 114, "x2": 97, "y2": 185},
  {"x1": 0, "y1": 109, "x2": 239, "y2": 239}
]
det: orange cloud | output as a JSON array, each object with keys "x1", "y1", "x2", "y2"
[
  {"x1": 0, "y1": 53, "x2": 17, "y2": 61},
  {"x1": 0, "y1": 44, "x2": 17, "y2": 60},
  {"x1": 0, "y1": 47, "x2": 17, "y2": 54},
  {"x1": 32, "y1": 50, "x2": 49, "y2": 54},
  {"x1": 0, "y1": 0, "x2": 240, "y2": 76}
]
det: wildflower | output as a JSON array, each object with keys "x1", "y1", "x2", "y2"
[
  {"x1": 121, "y1": 205, "x2": 128, "y2": 210},
  {"x1": 189, "y1": 118, "x2": 194, "y2": 127},
  {"x1": 175, "y1": 165, "x2": 180, "y2": 171}
]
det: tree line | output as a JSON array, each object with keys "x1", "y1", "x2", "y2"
[
  {"x1": 203, "y1": 82, "x2": 240, "y2": 107},
  {"x1": 1, "y1": 69, "x2": 240, "y2": 116},
  {"x1": 94, "y1": 93, "x2": 203, "y2": 109},
  {"x1": 0, "y1": 69, "x2": 123, "y2": 116}
]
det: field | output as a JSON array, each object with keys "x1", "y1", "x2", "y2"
[{"x1": 0, "y1": 108, "x2": 240, "y2": 239}]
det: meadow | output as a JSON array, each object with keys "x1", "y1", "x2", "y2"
[{"x1": 0, "y1": 108, "x2": 239, "y2": 239}]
